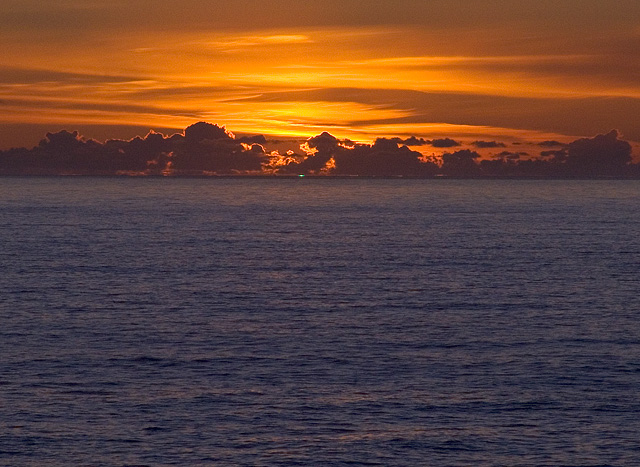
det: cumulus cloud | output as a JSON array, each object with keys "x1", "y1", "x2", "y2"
[
  {"x1": 495, "y1": 151, "x2": 529, "y2": 159},
  {"x1": 564, "y1": 130, "x2": 632, "y2": 176},
  {"x1": 379, "y1": 136, "x2": 461, "y2": 148},
  {"x1": 332, "y1": 138, "x2": 435, "y2": 176},
  {"x1": 538, "y1": 140, "x2": 566, "y2": 147},
  {"x1": 400, "y1": 136, "x2": 428, "y2": 146},
  {"x1": 184, "y1": 121, "x2": 234, "y2": 142},
  {"x1": 428, "y1": 138, "x2": 461, "y2": 148},
  {"x1": 386, "y1": 136, "x2": 427, "y2": 146},
  {"x1": 540, "y1": 149, "x2": 567, "y2": 159},
  {"x1": 0, "y1": 123, "x2": 638, "y2": 178},
  {"x1": 472, "y1": 140, "x2": 507, "y2": 148},
  {"x1": 0, "y1": 122, "x2": 268, "y2": 175},
  {"x1": 236, "y1": 134, "x2": 267, "y2": 145},
  {"x1": 307, "y1": 131, "x2": 341, "y2": 153},
  {"x1": 440, "y1": 149, "x2": 482, "y2": 176},
  {"x1": 277, "y1": 133, "x2": 437, "y2": 176}
]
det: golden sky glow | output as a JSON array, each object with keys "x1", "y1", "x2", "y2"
[{"x1": 1, "y1": 0, "x2": 639, "y2": 152}]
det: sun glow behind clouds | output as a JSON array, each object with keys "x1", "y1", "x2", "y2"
[{"x1": 0, "y1": 8, "x2": 639, "y2": 149}]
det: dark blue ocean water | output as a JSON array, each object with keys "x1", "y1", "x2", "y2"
[{"x1": 1, "y1": 177, "x2": 639, "y2": 466}]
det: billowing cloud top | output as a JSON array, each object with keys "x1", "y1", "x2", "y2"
[{"x1": 0, "y1": 123, "x2": 636, "y2": 178}]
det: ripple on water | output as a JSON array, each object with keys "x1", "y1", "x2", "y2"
[{"x1": 1, "y1": 178, "x2": 640, "y2": 465}]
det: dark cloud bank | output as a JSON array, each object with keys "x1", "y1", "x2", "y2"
[{"x1": 0, "y1": 122, "x2": 637, "y2": 178}]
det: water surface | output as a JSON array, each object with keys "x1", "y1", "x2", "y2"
[{"x1": 1, "y1": 178, "x2": 639, "y2": 465}]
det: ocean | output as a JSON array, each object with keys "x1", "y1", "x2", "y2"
[{"x1": 1, "y1": 177, "x2": 639, "y2": 466}]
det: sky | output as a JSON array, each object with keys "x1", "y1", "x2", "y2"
[{"x1": 1, "y1": 0, "x2": 639, "y2": 156}]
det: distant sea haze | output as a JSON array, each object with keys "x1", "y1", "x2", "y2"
[
  {"x1": 0, "y1": 122, "x2": 637, "y2": 178},
  {"x1": 1, "y1": 177, "x2": 640, "y2": 465}
]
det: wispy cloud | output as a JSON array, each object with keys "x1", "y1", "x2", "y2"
[
  {"x1": 203, "y1": 34, "x2": 312, "y2": 51},
  {"x1": 340, "y1": 54, "x2": 595, "y2": 68},
  {"x1": 0, "y1": 1, "x2": 638, "y2": 149}
]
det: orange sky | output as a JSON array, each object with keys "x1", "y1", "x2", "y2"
[{"x1": 1, "y1": 0, "x2": 639, "y2": 154}]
